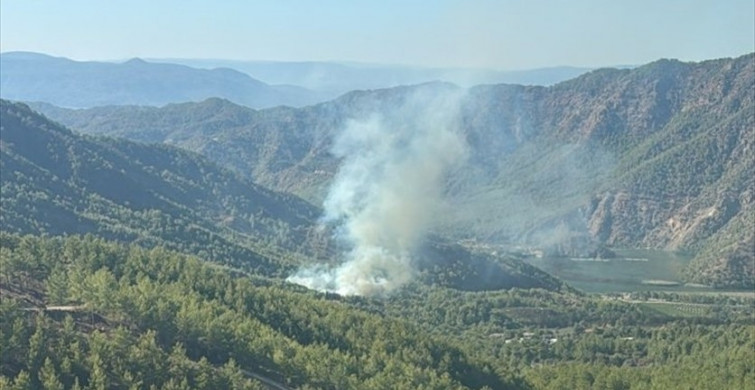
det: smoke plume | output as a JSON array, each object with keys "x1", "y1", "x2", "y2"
[{"x1": 288, "y1": 87, "x2": 467, "y2": 296}]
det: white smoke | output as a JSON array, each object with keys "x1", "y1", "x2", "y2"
[{"x1": 288, "y1": 87, "x2": 468, "y2": 296}]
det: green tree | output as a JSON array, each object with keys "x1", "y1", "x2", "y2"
[
  {"x1": 39, "y1": 357, "x2": 64, "y2": 390},
  {"x1": 46, "y1": 267, "x2": 70, "y2": 305},
  {"x1": 11, "y1": 371, "x2": 32, "y2": 390},
  {"x1": 26, "y1": 316, "x2": 48, "y2": 382},
  {"x1": 88, "y1": 355, "x2": 108, "y2": 390}
]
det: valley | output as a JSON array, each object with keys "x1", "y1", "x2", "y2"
[
  {"x1": 1, "y1": 52, "x2": 753, "y2": 389},
  {"x1": 28, "y1": 53, "x2": 755, "y2": 290}
]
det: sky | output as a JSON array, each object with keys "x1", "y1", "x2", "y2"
[{"x1": 1, "y1": 0, "x2": 753, "y2": 70}]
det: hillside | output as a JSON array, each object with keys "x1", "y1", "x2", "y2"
[
  {"x1": 0, "y1": 233, "x2": 527, "y2": 390},
  {"x1": 2, "y1": 234, "x2": 753, "y2": 390},
  {"x1": 0, "y1": 52, "x2": 324, "y2": 109},
  {"x1": 456, "y1": 55, "x2": 755, "y2": 288},
  {"x1": 33, "y1": 54, "x2": 755, "y2": 288},
  {"x1": 0, "y1": 100, "x2": 560, "y2": 292},
  {"x1": 25, "y1": 98, "x2": 341, "y2": 199},
  {"x1": 0, "y1": 99, "x2": 321, "y2": 276}
]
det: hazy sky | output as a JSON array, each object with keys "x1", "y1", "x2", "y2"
[{"x1": 1, "y1": 0, "x2": 753, "y2": 69}]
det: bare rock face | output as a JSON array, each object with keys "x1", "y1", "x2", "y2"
[{"x1": 588, "y1": 191, "x2": 745, "y2": 250}]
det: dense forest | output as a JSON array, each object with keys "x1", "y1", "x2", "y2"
[{"x1": 1, "y1": 234, "x2": 753, "y2": 389}]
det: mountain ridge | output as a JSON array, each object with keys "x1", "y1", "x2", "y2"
[
  {"x1": 0, "y1": 52, "x2": 324, "y2": 109},
  {"x1": 29, "y1": 53, "x2": 754, "y2": 288}
]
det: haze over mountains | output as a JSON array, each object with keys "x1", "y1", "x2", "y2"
[
  {"x1": 0, "y1": 51, "x2": 596, "y2": 109},
  {"x1": 28, "y1": 53, "x2": 755, "y2": 289},
  {"x1": 0, "y1": 52, "x2": 325, "y2": 108},
  {"x1": 152, "y1": 58, "x2": 596, "y2": 95}
]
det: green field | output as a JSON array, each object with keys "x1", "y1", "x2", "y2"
[
  {"x1": 522, "y1": 249, "x2": 706, "y2": 293},
  {"x1": 637, "y1": 302, "x2": 711, "y2": 317}
]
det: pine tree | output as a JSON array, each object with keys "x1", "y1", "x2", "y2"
[
  {"x1": 46, "y1": 266, "x2": 70, "y2": 305},
  {"x1": 11, "y1": 371, "x2": 32, "y2": 390},
  {"x1": 39, "y1": 357, "x2": 64, "y2": 390},
  {"x1": 88, "y1": 354, "x2": 108, "y2": 390},
  {"x1": 26, "y1": 316, "x2": 47, "y2": 382}
]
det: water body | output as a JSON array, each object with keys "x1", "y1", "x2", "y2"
[{"x1": 523, "y1": 249, "x2": 703, "y2": 293}]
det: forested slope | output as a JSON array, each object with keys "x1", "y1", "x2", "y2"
[
  {"x1": 0, "y1": 233, "x2": 525, "y2": 389},
  {"x1": 1, "y1": 100, "x2": 320, "y2": 276},
  {"x1": 2, "y1": 234, "x2": 752, "y2": 389}
]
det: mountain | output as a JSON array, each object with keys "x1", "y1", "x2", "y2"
[
  {"x1": 154, "y1": 58, "x2": 595, "y2": 95},
  {"x1": 0, "y1": 52, "x2": 324, "y2": 108},
  {"x1": 32, "y1": 53, "x2": 755, "y2": 288},
  {"x1": 1, "y1": 109, "x2": 752, "y2": 390},
  {"x1": 0, "y1": 99, "x2": 561, "y2": 292},
  {"x1": 0, "y1": 99, "x2": 321, "y2": 276},
  {"x1": 25, "y1": 97, "x2": 342, "y2": 199},
  {"x1": 458, "y1": 54, "x2": 755, "y2": 287}
]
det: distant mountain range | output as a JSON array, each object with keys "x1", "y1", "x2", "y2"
[
  {"x1": 0, "y1": 52, "x2": 327, "y2": 108},
  {"x1": 30, "y1": 53, "x2": 754, "y2": 288},
  {"x1": 152, "y1": 58, "x2": 597, "y2": 94},
  {"x1": 0, "y1": 51, "x2": 600, "y2": 110}
]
